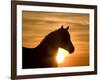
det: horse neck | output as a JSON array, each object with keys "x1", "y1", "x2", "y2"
[
  {"x1": 36, "y1": 31, "x2": 61, "y2": 54},
  {"x1": 37, "y1": 38, "x2": 59, "y2": 54},
  {"x1": 38, "y1": 42, "x2": 58, "y2": 51}
]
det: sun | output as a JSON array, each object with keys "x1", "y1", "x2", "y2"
[{"x1": 56, "y1": 48, "x2": 69, "y2": 64}]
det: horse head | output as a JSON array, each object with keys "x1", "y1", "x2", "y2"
[{"x1": 57, "y1": 25, "x2": 74, "y2": 53}]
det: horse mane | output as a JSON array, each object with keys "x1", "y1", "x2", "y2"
[{"x1": 37, "y1": 28, "x2": 62, "y2": 48}]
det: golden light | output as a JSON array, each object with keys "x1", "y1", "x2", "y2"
[{"x1": 56, "y1": 48, "x2": 69, "y2": 64}]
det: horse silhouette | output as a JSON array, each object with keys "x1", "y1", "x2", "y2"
[{"x1": 22, "y1": 25, "x2": 74, "y2": 69}]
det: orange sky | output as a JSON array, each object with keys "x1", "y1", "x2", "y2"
[{"x1": 22, "y1": 11, "x2": 89, "y2": 67}]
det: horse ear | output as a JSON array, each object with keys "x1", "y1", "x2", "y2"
[
  {"x1": 65, "y1": 26, "x2": 69, "y2": 30},
  {"x1": 61, "y1": 25, "x2": 64, "y2": 29}
]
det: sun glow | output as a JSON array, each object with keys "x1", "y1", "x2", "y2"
[{"x1": 56, "y1": 48, "x2": 69, "y2": 64}]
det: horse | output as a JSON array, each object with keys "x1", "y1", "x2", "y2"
[{"x1": 22, "y1": 25, "x2": 75, "y2": 69}]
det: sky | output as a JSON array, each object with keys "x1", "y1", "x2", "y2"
[{"x1": 22, "y1": 11, "x2": 89, "y2": 67}]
